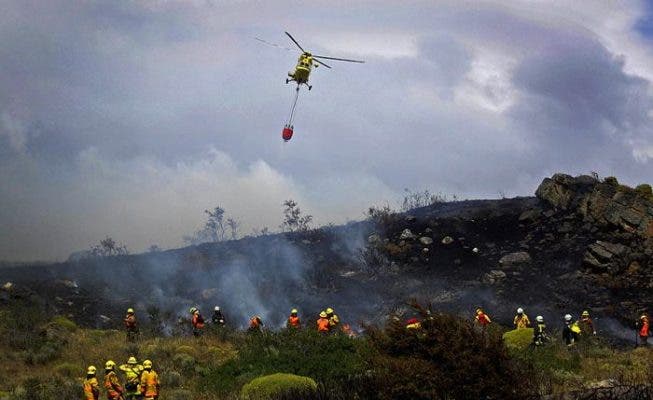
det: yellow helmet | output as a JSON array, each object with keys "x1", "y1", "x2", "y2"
[
  {"x1": 476, "y1": 308, "x2": 483, "y2": 314},
  {"x1": 105, "y1": 360, "x2": 116, "y2": 370},
  {"x1": 127, "y1": 308, "x2": 134, "y2": 314},
  {"x1": 291, "y1": 308, "x2": 298, "y2": 314},
  {"x1": 581, "y1": 310, "x2": 590, "y2": 317},
  {"x1": 326, "y1": 308, "x2": 334, "y2": 314},
  {"x1": 87, "y1": 365, "x2": 97, "y2": 375},
  {"x1": 143, "y1": 359, "x2": 152, "y2": 369},
  {"x1": 319, "y1": 311, "x2": 327, "y2": 318},
  {"x1": 127, "y1": 356, "x2": 137, "y2": 365}
]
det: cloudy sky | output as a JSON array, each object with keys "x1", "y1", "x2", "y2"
[{"x1": 1, "y1": 0, "x2": 653, "y2": 261}]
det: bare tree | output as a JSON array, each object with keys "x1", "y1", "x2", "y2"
[
  {"x1": 90, "y1": 237, "x2": 129, "y2": 257},
  {"x1": 226, "y1": 218, "x2": 240, "y2": 240},
  {"x1": 281, "y1": 199, "x2": 312, "y2": 232},
  {"x1": 184, "y1": 206, "x2": 227, "y2": 245}
]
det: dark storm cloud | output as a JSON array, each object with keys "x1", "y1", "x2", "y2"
[{"x1": 1, "y1": 1, "x2": 652, "y2": 261}]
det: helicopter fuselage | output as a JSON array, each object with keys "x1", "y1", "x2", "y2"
[{"x1": 288, "y1": 53, "x2": 313, "y2": 84}]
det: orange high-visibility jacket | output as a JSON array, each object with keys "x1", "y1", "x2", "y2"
[
  {"x1": 317, "y1": 317, "x2": 330, "y2": 332},
  {"x1": 104, "y1": 371, "x2": 123, "y2": 399},
  {"x1": 288, "y1": 315, "x2": 301, "y2": 328},
  {"x1": 640, "y1": 318, "x2": 650, "y2": 337},
  {"x1": 140, "y1": 369, "x2": 160, "y2": 397},
  {"x1": 83, "y1": 377, "x2": 99, "y2": 400},
  {"x1": 192, "y1": 312, "x2": 205, "y2": 329},
  {"x1": 124, "y1": 314, "x2": 136, "y2": 329}
]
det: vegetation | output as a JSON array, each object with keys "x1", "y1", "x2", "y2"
[
  {"x1": 0, "y1": 300, "x2": 651, "y2": 399},
  {"x1": 241, "y1": 373, "x2": 317, "y2": 399},
  {"x1": 281, "y1": 199, "x2": 312, "y2": 232}
]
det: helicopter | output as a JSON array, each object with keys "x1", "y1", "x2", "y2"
[
  {"x1": 282, "y1": 31, "x2": 364, "y2": 90},
  {"x1": 256, "y1": 32, "x2": 365, "y2": 141}
]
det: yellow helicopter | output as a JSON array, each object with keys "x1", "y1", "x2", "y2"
[{"x1": 258, "y1": 32, "x2": 365, "y2": 90}]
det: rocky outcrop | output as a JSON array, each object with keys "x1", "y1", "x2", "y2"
[{"x1": 536, "y1": 173, "x2": 653, "y2": 238}]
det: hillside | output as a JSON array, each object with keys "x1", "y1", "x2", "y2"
[{"x1": 1, "y1": 174, "x2": 652, "y2": 339}]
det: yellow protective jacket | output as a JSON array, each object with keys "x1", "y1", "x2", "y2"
[
  {"x1": 140, "y1": 369, "x2": 160, "y2": 397},
  {"x1": 328, "y1": 314, "x2": 340, "y2": 329},
  {"x1": 83, "y1": 376, "x2": 99, "y2": 400},
  {"x1": 119, "y1": 364, "x2": 143, "y2": 394},
  {"x1": 514, "y1": 314, "x2": 531, "y2": 329}
]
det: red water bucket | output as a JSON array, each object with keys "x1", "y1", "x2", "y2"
[{"x1": 282, "y1": 125, "x2": 293, "y2": 141}]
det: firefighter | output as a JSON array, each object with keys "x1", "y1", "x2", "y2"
[
  {"x1": 104, "y1": 360, "x2": 124, "y2": 400},
  {"x1": 326, "y1": 307, "x2": 339, "y2": 332},
  {"x1": 119, "y1": 356, "x2": 143, "y2": 400},
  {"x1": 532, "y1": 316, "x2": 548, "y2": 346},
  {"x1": 638, "y1": 314, "x2": 650, "y2": 346},
  {"x1": 248, "y1": 315, "x2": 262, "y2": 332},
  {"x1": 513, "y1": 307, "x2": 531, "y2": 329},
  {"x1": 405, "y1": 317, "x2": 421, "y2": 330},
  {"x1": 579, "y1": 310, "x2": 597, "y2": 336},
  {"x1": 475, "y1": 308, "x2": 491, "y2": 327},
  {"x1": 211, "y1": 306, "x2": 225, "y2": 327},
  {"x1": 124, "y1": 308, "x2": 138, "y2": 342},
  {"x1": 287, "y1": 308, "x2": 301, "y2": 329},
  {"x1": 190, "y1": 307, "x2": 205, "y2": 337},
  {"x1": 317, "y1": 311, "x2": 330, "y2": 333},
  {"x1": 562, "y1": 314, "x2": 580, "y2": 347},
  {"x1": 140, "y1": 360, "x2": 160, "y2": 400},
  {"x1": 83, "y1": 365, "x2": 100, "y2": 400}
]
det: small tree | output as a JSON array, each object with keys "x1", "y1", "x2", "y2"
[
  {"x1": 90, "y1": 237, "x2": 129, "y2": 257},
  {"x1": 226, "y1": 218, "x2": 240, "y2": 240},
  {"x1": 281, "y1": 199, "x2": 312, "y2": 232},
  {"x1": 184, "y1": 206, "x2": 227, "y2": 245}
]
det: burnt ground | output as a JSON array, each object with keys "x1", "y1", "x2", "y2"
[{"x1": 0, "y1": 193, "x2": 649, "y2": 343}]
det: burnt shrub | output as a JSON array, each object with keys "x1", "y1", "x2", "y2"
[{"x1": 360, "y1": 304, "x2": 535, "y2": 400}]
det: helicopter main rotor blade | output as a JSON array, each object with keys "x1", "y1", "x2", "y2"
[
  {"x1": 254, "y1": 37, "x2": 293, "y2": 51},
  {"x1": 285, "y1": 31, "x2": 306, "y2": 53},
  {"x1": 314, "y1": 59, "x2": 332, "y2": 69},
  {"x1": 313, "y1": 55, "x2": 365, "y2": 63}
]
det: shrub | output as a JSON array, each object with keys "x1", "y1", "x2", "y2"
[
  {"x1": 164, "y1": 371, "x2": 183, "y2": 388},
  {"x1": 50, "y1": 316, "x2": 77, "y2": 332},
  {"x1": 172, "y1": 353, "x2": 196, "y2": 374},
  {"x1": 54, "y1": 362, "x2": 79, "y2": 378},
  {"x1": 164, "y1": 389, "x2": 193, "y2": 400},
  {"x1": 635, "y1": 184, "x2": 653, "y2": 199},
  {"x1": 241, "y1": 373, "x2": 317, "y2": 400},
  {"x1": 503, "y1": 328, "x2": 534, "y2": 350}
]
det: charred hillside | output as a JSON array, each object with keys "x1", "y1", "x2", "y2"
[{"x1": 0, "y1": 173, "x2": 651, "y2": 338}]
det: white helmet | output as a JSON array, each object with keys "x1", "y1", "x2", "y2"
[
  {"x1": 536, "y1": 315, "x2": 544, "y2": 323},
  {"x1": 564, "y1": 314, "x2": 572, "y2": 322},
  {"x1": 214, "y1": 306, "x2": 220, "y2": 311},
  {"x1": 517, "y1": 307, "x2": 524, "y2": 314}
]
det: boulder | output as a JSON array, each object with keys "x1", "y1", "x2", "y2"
[
  {"x1": 367, "y1": 233, "x2": 381, "y2": 244},
  {"x1": 483, "y1": 270, "x2": 507, "y2": 284},
  {"x1": 399, "y1": 229, "x2": 416, "y2": 240},
  {"x1": 419, "y1": 237, "x2": 433, "y2": 246},
  {"x1": 499, "y1": 252, "x2": 531, "y2": 268},
  {"x1": 441, "y1": 236, "x2": 454, "y2": 245}
]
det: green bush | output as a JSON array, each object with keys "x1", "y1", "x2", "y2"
[
  {"x1": 172, "y1": 353, "x2": 196, "y2": 374},
  {"x1": 163, "y1": 370, "x2": 182, "y2": 388},
  {"x1": 635, "y1": 184, "x2": 653, "y2": 199},
  {"x1": 53, "y1": 362, "x2": 79, "y2": 378},
  {"x1": 241, "y1": 373, "x2": 317, "y2": 400},
  {"x1": 201, "y1": 329, "x2": 367, "y2": 395},
  {"x1": 503, "y1": 328, "x2": 534, "y2": 350},
  {"x1": 50, "y1": 316, "x2": 77, "y2": 332},
  {"x1": 164, "y1": 389, "x2": 193, "y2": 400}
]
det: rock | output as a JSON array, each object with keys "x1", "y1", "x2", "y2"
[
  {"x1": 441, "y1": 236, "x2": 454, "y2": 245},
  {"x1": 588, "y1": 241, "x2": 627, "y2": 261},
  {"x1": 367, "y1": 233, "x2": 381, "y2": 244},
  {"x1": 419, "y1": 237, "x2": 433, "y2": 246},
  {"x1": 483, "y1": 270, "x2": 507, "y2": 284},
  {"x1": 422, "y1": 248, "x2": 429, "y2": 254},
  {"x1": 2, "y1": 282, "x2": 13, "y2": 290},
  {"x1": 519, "y1": 208, "x2": 541, "y2": 222},
  {"x1": 399, "y1": 229, "x2": 416, "y2": 240},
  {"x1": 557, "y1": 221, "x2": 574, "y2": 233},
  {"x1": 99, "y1": 315, "x2": 111, "y2": 323},
  {"x1": 499, "y1": 252, "x2": 531, "y2": 268},
  {"x1": 405, "y1": 215, "x2": 416, "y2": 223}
]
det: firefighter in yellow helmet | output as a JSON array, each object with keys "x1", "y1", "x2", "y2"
[
  {"x1": 119, "y1": 356, "x2": 144, "y2": 400},
  {"x1": 104, "y1": 360, "x2": 124, "y2": 400},
  {"x1": 124, "y1": 308, "x2": 138, "y2": 342},
  {"x1": 326, "y1": 307, "x2": 339, "y2": 332},
  {"x1": 83, "y1": 365, "x2": 99, "y2": 400},
  {"x1": 140, "y1": 359, "x2": 160, "y2": 400}
]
